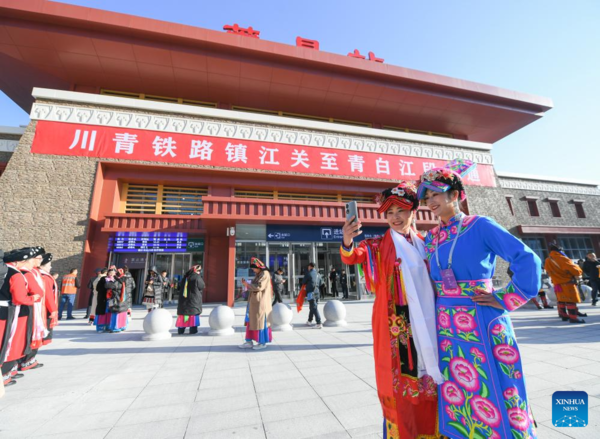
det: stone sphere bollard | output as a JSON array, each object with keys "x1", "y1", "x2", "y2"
[
  {"x1": 142, "y1": 308, "x2": 173, "y2": 341},
  {"x1": 323, "y1": 300, "x2": 348, "y2": 327},
  {"x1": 271, "y1": 303, "x2": 293, "y2": 331},
  {"x1": 208, "y1": 305, "x2": 235, "y2": 336}
]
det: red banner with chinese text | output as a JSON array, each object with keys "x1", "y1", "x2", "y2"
[{"x1": 31, "y1": 121, "x2": 495, "y2": 186}]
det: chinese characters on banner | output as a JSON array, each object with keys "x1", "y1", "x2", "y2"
[
  {"x1": 31, "y1": 121, "x2": 494, "y2": 186},
  {"x1": 220, "y1": 22, "x2": 382, "y2": 63}
]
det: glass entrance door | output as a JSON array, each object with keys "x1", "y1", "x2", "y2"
[
  {"x1": 316, "y1": 243, "x2": 345, "y2": 297},
  {"x1": 268, "y1": 242, "x2": 290, "y2": 296},
  {"x1": 290, "y1": 243, "x2": 312, "y2": 297},
  {"x1": 171, "y1": 254, "x2": 192, "y2": 301},
  {"x1": 153, "y1": 253, "x2": 192, "y2": 304}
]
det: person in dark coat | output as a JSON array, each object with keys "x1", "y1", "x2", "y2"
[
  {"x1": 176, "y1": 265, "x2": 204, "y2": 335},
  {"x1": 583, "y1": 252, "x2": 600, "y2": 306},
  {"x1": 272, "y1": 268, "x2": 285, "y2": 306},
  {"x1": 143, "y1": 266, "x2": 163, "y2": 312},
  {"x1": 120, "y1": 266, "x2": 135, "y2": 309},
  {"x1": 340, "y1": 268, "x2": 349, "y2": 299},
  {"x1": 302, "y1": 262, "x2": 322, "y2": 328},
  {"x1": 95, "y1": 268, "x2": 124, "y2": 333},
  {"x1": 120, "y1": 266, "x2": 136, "y2": 323},
  {"x1": 329, "y1": 267, "x2": 339, "y2": 297}
]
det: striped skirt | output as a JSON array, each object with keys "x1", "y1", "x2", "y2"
[
  {"x1": 176, "y1": 315, "x2": 200, "y2": 328},
  {"x1": 108, "y1": 311, "x2": 128, "y2": 332}
]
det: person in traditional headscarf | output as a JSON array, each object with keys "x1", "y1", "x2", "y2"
[
  {"x1": 106, "y1": 268, "x2": 130, "y2": 332},
  {"x1": 418, "y1": 159, "x2": 541, "y2": 439},
  {"x1": 239, "y1": 257, "x2": 273, "y2": 350},
  {"x1": 1, "y1": 248, "x2": 43, "y2": 387},
  {"x1": 176, "y1": 265, "x2": 204, "y2": 335},
  {"x1": 95, "y1": 267, "x2": 124, "y2": 333},
  {"x1": 89, "y1": 268, "x2": 107, "y2": 325},
  {"x1": 17, "y1": 246, "x2": 47, "y2": 372},
  {"x1": 37, "y1": 253, "x2": 58, "y2": 346},
  {"x1": 341, "y1": 181, "x2": 443, "y2": 439},
  {"x1": 143, "y1": 267, "x2": 163, "y2": 312},
  {"x1": 545, "y1": 243, "x2": 585, "y2": 323}
]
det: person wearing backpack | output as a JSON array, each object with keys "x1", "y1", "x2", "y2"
[{"x1": 302, "y1": 262, "x2": 322, "y2": 329}]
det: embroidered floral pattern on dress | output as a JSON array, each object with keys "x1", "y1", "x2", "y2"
[
  {"x1": 437, "y1": 307, "x2": 454, "y2": 337},
  {"x1": 490, "y1": 322, "x2": 523, "y2": 379},
  {"x1": 434, "y1": 279, "x2": 494, "y2": 298},
  {"x1": 493, "y1": 282, "x2": 528, "y2": 311},
  {"x1": 424, "y1": 215, "x2": 480, "y2": 258},
  {"x1": 439, "y1": 338, "x2": 501, "y2": 438},
  {"x1": 396, "y1": 313, "x2": 412, "y2": 346},
  {"x1": 502, "y1": 387, "x2": 533, "y2": 437},
  {"x1": 437, "y1": 305, "x2": 481, "y2": 342}
]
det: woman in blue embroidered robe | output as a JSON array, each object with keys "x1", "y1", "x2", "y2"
[{"x1": 417, "y1": 161, "x2": 541, "y2": 439}]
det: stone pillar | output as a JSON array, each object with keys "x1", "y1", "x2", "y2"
[
  {"x1": 323, "y1": 300, "x2": 348, "y2": 327},
  {"x1": 208, "y1": 305, "x2": 235, "y2": 336},
  {"x1": 271, "y1": 303, "x2": 293, "y2": 331},
  {"x1": 142, "y1": 308, "x2": 173, "y2": 341}
]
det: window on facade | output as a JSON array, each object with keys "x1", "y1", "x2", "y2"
[
  {"x1": 522, "y1": 237, "x2": 548, "y2": 262},
  {"x1": 123, "y1": 184, "x2": 158, "y2": 214},
  {"x1": 234, "y1": 241, "x2": 267, "y2": 296},
  {"x1": 558, "y1": 236, "x2": 594, "y2": 260},
  {"x1": 506, "y1": 197, "x2": 514, "y2": 216},
  {"x1": 526, "y1": 199, "x2": 540, "y2": 217},
  {"x1": 233, "y1": 189, "x2": 374, "y2": 204},
  {"x1": 123, "y1": 183, "x2": 208, "y2": 215},
  {"x1": 549, "y1": 201, "x2": 561, "y2": 218},
  {"x1": 574, "y1": 202, "x2": 586, "y2": 219}
]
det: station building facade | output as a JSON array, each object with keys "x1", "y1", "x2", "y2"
[{"x1": 0, "y1": 1, "x2": 597, "y2": 306}]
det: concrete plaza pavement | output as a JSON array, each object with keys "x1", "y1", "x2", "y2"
[{"x1": 1, "y1": 298, "x2": 599, "y2": 439}]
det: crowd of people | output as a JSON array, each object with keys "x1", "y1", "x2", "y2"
[
  {"x1": 1, "y1": 247, "x2": 57, "y2": 388},
  {"x1": 2, "y1": 156, "x2": 597, "y2": 437}
]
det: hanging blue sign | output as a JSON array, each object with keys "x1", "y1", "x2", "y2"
[{"x1": 266, "y1": 225, "x2": 386, "y2": 242}]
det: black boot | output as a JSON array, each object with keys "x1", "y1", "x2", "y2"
[
  {"x1": 177, "y1": 328, "x2": 185, "y2": 335},
  {"x1": 190, "y1": 326, "x2": 198, "y2": 334}
]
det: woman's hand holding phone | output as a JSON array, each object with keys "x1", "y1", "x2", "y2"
[{"x1": 342, "y1": 215, "x2": 362, "y2": 248}]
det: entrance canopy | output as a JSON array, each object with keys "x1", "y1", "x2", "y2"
[{"x1": 0, "y1": 0, "x2": 552, "y2": 142}]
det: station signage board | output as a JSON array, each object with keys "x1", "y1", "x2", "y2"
[
  {"x1": 186, "y1": 238, "x2": 205, "y2": 252},
  {"x1": 109, "y1": 232, "x2": 188, "y2": 253},
  {"x1": 266, "y1": 225, "x2": 387, "y2": 242}
]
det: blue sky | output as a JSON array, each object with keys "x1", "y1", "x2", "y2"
[{"x1": 1, "y1": 0, "x2": 599, "y2": 181}]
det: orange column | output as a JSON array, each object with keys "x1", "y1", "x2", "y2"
[{"x1": 227, "y1": 233, "x2": 236, "y2": 307}]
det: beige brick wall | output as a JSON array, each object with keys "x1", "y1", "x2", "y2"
[{"x1": 0, "y1": 121, "x2": 97, "y2": 279}]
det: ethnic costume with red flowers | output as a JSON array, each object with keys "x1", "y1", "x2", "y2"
[
  {"x1": 341, "y1": 182, "x2": 444, "y2": 439},
  {"x1": 418, "y1": 161, "x2": 541, "y2": 439}
]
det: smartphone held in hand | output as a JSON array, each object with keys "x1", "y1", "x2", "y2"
[{"x1": 345, "y1": 201, "x2": 359, "y2": 223}]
